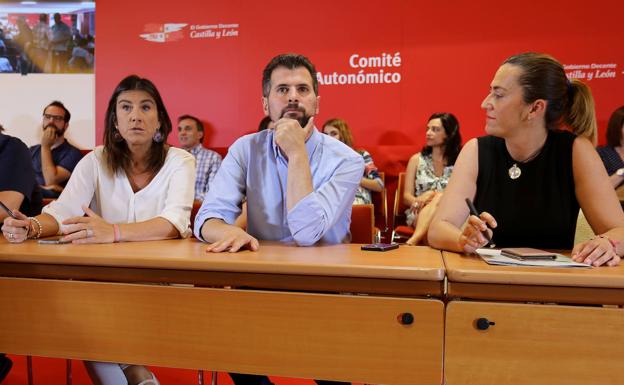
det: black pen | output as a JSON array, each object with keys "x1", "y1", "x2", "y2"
[{"x1": 465, "y1": 198, "x2": 493, "y2": 247}]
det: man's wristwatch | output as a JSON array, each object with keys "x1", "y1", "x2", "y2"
[{"x1": 616, "y1": 168, "x2": 624, "y2": 177}]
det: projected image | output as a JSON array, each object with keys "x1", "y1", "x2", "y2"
[{"x1": 0, "y1": 1, "x2": 95, "y2": 74}]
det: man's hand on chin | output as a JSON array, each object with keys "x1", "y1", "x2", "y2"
[
  {"x1": 41, "y1": 126, "x2": 58, "y2": 148},
  {"x1": 274, "y1": 116, "x2": 314, "y2": 159}
]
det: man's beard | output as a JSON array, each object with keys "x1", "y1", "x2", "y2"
[{"x1": 279, "y1": 103, "x2": 311, "y2": 128}]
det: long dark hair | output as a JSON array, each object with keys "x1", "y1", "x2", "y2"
[
  {"x1": 606, "y1": 106, "x2": 624, "y2": 148},
  {"x1": 421, "y1": 112, "x2": 462, "y2": 165},
  {"x1": 503, "y1": 52, "x2": 597, "y2": 143},
  {"x1": 103, "y1": 75, "x2": 172, "y2": 175}
]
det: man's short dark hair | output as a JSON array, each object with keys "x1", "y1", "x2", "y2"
[
  {"x1": 178, "y1": 114, "x2": 204, "y2": 133},
  {"x1": 39, "y1": 14, "x2": 47, "y2": 22},
  {"x1": 43, "y1": 100, "x2": 71, "y2": 123},
  {"x1": 262, "y1": 53, "x2": 318, "y2": 98}
]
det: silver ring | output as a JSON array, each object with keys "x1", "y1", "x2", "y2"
[
  {"x1": 8, "y1": 232, "x2": 14, "y2": 240},
  {"x1": 86, "y1": 229, "x2": 93, "y2": 238}
]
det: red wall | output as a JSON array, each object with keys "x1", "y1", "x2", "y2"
[{"x1": 95, "y1": 0, "x2": 624, "y2": 212}]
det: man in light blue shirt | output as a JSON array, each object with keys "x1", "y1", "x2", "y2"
[
  {"x1": 48, "y1": 13, "x2": 71, "y2": 73},
  {"x1": 195, "y1": 53, "x2": 364, "y2": 252},
  {"x1": 194, "y1": 52, "x2": 361, "y2": 385}
]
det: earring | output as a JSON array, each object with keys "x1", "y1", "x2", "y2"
[
  {"x1": 113, "y1": 129, "x2": 124, "y2": 142},
  {"x1": 152, "y1": 131, "x2": 164, "y2": 143}
]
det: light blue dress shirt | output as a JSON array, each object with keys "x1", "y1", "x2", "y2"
[{"x1": 194, "y1": 128, "x2": 364, "y2": 246}]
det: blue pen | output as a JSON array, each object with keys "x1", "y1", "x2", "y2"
[{"x1": 465, "y1": 198, "x2": 494, "y2": 247}]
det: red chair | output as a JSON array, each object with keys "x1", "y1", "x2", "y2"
[
  {"x1": 391, "y1": 172, "x2": 414, "y2": 243},
  {"x1": 350, "y1": 204, "x2": 375, "y2": 244}
]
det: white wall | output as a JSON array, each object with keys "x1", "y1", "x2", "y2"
[{"x1": 0, "y1": 74, "x2": 95, "y2": 149}]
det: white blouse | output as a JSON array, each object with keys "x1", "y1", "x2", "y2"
[{"x1": 43, "y1": 146, "x2": 196, "y2": 238}]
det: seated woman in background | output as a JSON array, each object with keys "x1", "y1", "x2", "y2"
[
  {"x1": 403, "y1": 113, "x2": 461, "y2": 245},
  {"x1": 596, "y1": 106, "x2": 624, "y2": 187},
  {"x1": 1, "y1": 75, "x2": 196, "y2": 385},
  {"x1": 322, "y1": 118, "x2": 383, "y2": 204},
  {"x1": 428, "y1": 52, "x2": 624, "y2": 267}
]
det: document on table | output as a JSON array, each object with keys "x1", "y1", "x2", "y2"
[{"x1": 476, "y1": 248, "x2": 591, "y2": 268}]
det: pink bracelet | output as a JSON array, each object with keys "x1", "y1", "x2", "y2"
[{"x1": 113, "y1": 224, "x2": 121, "y2": 243}]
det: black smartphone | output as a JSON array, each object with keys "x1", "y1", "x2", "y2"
[
  {"x1": 501, "y1": 247, "x2": 557, "y2": 260},
  {"x1": 0, "y1": 200, "x2": 17, "y2": 219},
  {"x1": 361, "y1": 243, "x2": 399, "y2": 252},
  {"x1": 38, "y1": 237, "x2": 70, "y2": 245}
]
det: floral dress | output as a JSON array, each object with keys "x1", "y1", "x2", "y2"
[{"x1": 405, "y1": 153, "x2": 453, "y2": 226}]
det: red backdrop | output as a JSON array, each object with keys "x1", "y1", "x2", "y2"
[{"x1": 95, "y1": 0, "x2": 624, "y2": 218}]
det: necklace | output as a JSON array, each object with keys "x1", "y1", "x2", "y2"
[{"x1": 508, "y1": 141, "x2": 546, "y2": 180}]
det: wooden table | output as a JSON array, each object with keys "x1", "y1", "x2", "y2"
[
  {"x1": 0, "y1": 239, "x2": 445, "y2": 385},
  {"x1": 442, "y1": 251, "x2": 624, "y2": 385}
]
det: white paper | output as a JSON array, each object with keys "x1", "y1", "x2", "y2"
[{"x1": 475, "y1": 248, "x2": 590, "y2": 268}]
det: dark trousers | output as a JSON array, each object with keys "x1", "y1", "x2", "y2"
[{"x1": 229, "y1": 373, "x2": 350, "y2": 385}]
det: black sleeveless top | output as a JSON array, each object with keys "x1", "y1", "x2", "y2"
[{"x1": 474, "y1": 130, "x2": 579, "y2": 249}]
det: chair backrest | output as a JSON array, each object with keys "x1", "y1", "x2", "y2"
[
  {"x1": 371, "y1": 172, "x2": 388, "y2": 233},
  {"x1": 350, "y1": 204, "x2": 375, "y2": 244},
  {"x1": 393, "y1": 172, "x2": 409, "y2": 228}
]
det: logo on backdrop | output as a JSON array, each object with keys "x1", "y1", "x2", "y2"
[
  {"x1": 139, "y1": 22, "x2": 240, "y2": 43},
  {"x1": 564, "y1": 62, "x2": 620, "y2": 81},
  {"x1": 317, "y1": 52, "x2": 402, "y2": 86},
  {"x1": 140, "y1": 23, "x2": 188, "y2": 43}
]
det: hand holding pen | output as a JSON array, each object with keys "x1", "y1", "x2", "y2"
[{"x1": 461, "y1": 198, "x2": 497, "y2": 253}]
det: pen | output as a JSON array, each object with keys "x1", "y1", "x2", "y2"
[
  {"x1": 464, "y1": 198, "x2": 493, "y2": 247},
  {"x1": 0, "y1": 200, "x2": 17, "y2": 219}
]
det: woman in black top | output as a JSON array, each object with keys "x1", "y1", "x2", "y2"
[{"x1": 428, "y1": 52, "x2": 624, "y2": 267}]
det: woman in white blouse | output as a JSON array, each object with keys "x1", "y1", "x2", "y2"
[{"x1": 1, "y1": 75, "x2": 196, "y2": 385}]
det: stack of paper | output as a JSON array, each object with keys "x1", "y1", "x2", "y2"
[{"x1": 475, "y1": 248, "x2": 591, "y2": 268}]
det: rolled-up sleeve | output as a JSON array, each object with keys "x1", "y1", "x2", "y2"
[
  {"x1": 193, "y1": 139, "x2": 247, "y2": 241},
  {"x1": 287, "y1": 155, "x2": 364, "y2": 246},
  {"x1": 158, "y1": 151, "x2": 196, "y2": 238},
  {"x1": 43, "y1": 153, "x2": 97, "y2": 233}
]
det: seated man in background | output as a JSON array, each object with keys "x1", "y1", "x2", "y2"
[
  {"x1": 29, "y1": 101, "x2": 82, "y2": 198},
  {"x1": 177, "y1": 114, "x2": 222, "y2": 201},
  {"x1": 195, "y1": 53, "x2": 364, "y2": 385}
]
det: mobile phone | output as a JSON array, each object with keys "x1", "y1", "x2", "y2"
[
  {"x1": 361, "y1": 243, "x2": 399, "y2": 252},
  {"x1": 38, "y1": 237, "x2": 70, "y2": 245},
  {"x1": 0, "y1": 200, "x2": 17, "y2": 219},
  {"x1": 501, "y1": 247, "x2": 557, "y2": 260}
]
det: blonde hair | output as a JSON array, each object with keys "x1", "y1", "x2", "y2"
[{"x1": 322, "y1": 118, "x2": 354, "y2": 148}]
